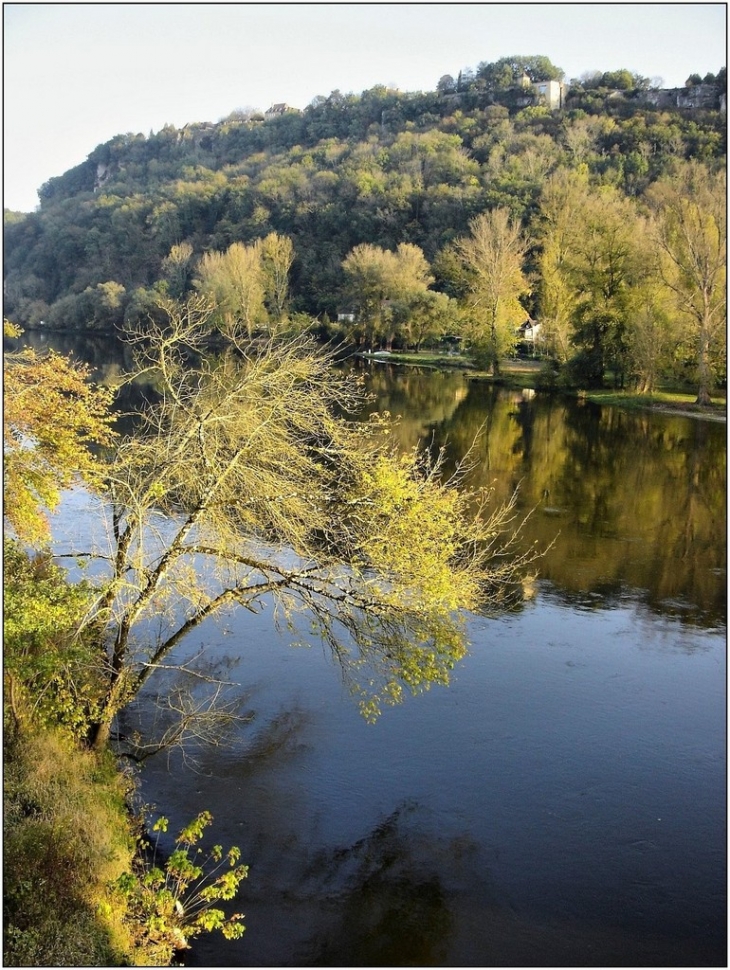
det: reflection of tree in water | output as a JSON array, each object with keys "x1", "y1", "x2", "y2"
[
  {"x1": 347, "y1": 362, "x2": 470, "y2": 455},
  {"x1": 353, "y1": 367, "x2": 726, "y2": 627},
  {"x1": 425, "y1": 383, "x2": 726, "y2": 625},
  {"x1": 509, "y1": 394, "x2": 537, "y2": 461},
  {"x1": 15, "y1": 330, "x2": 726, "y2": 626},
  {"x1": 554, "y1": 403, "x2": 726, "y2": 622},
  {"x1": 301, "y1": 802, "x2": 467, "y2": 967}
]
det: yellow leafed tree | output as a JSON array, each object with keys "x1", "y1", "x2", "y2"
[
  {"x1": 449, "y1": 208, "x2": 529, "y2": 375},
  {"x1": 78, "y1": 297, "x2": 537, "y2": 751},
  {"x1": 3, "y1": 321, "x2": 115, "y2": 545}
]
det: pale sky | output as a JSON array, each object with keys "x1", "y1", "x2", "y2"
[{"x1": 3, "y1": 3, "x2": 727, "y2": 212}]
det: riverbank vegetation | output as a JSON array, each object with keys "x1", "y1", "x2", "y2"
[
  {"x1": 4, "y1": 500, "x2": 248, "y2": 964},
  {"x1": 5, "y1": 664, "x2": 247, "y2": 966},
  {"x1": 4, "y1": 55, "x2": 726, "y2": 404},
  {"x1": 3, "y1": 297, "x2": 539, "y2": 962}
]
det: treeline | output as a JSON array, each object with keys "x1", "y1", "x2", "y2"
[{"x1": 3, "y1": 54, "x2": 726, "y2": 396}]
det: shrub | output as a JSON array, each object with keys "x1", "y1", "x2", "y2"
[
  {"x1": 112, "y1": 811, "x2": 247, "y2": 957},
  {"x1": 3, "y1": 539, "x2": 105, "y2": 741},
  {"x1": 3, "y1": 728, "x2": 136, "y2": 966}
]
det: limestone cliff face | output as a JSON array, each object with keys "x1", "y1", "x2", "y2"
[
  {"x1": 644, "y1": 83, "x2": 724, "y2": 111},
  {"x1": 94, "y1": 163, "x2": 111, "y2": 192}
]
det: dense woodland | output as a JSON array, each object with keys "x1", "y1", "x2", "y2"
[{"x1": 4, "y1": 55, "x2": 727, "y2": 395}]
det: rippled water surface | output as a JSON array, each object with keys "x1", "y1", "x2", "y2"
[{"x1": 45, "y1": 346, "x2": 725, "y2": 966}]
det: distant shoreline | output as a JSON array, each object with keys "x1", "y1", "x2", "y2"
[{"x1": 356, "y1": 351, "x2": 727, "y2": 422}]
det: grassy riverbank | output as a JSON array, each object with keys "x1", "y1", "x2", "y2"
[
  {"x1": 581, "y1": 388, "x2": 727, "y2": 420},
  {"x1": 3, "y1": 724, "x2": 152, "y2": 966},
  {"x1": 4, "y1": 539, "x2": 248, "y2": 967},
  {"x1": 361, "y1": 351, "x2": 727, "y2": 420}
]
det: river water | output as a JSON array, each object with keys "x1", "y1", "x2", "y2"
[{"x1": 40, "y1": 342, "x2": 726, "y2": 967}]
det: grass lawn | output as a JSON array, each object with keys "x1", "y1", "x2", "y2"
[{"x1": 584, "y1": 388, "x2": 726, "y2": 416}]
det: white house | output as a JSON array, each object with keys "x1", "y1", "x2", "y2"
[
  {"x1": 516, "y1": 320, "x2": 542, "y2": 343},
  {"x1": 532, "y1": 80, "x2": 565, "y2": 110}
]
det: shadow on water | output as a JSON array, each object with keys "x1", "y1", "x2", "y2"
[{"x1": 298, "y1": 803, "x2": 458, "y2": 967}]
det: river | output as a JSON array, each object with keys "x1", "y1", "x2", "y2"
[{"x1": 31, "y1": 336, "x2": 727, "y2": 966}]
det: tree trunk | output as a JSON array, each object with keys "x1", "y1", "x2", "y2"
[
  {"x1": 88, "y1": 668, "x2": 129, "y2": 751},
  {"x1": 696, "y1": 317, "x2": 712, "y2": 405},
  {"x1": 89, "y1": 716, "x2": 113, "y2": 752}
]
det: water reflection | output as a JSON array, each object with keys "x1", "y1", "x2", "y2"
[
  {"x1": 14, "y1": 333, "x2": 724, "y2": 627},
  {"x1": 301, "y1": 803, "x2": 457, "y2": 966},
  {"x1": 12, "y1": 334, "x2": 727, "y2": 967},
  {"x1": 351, "y1": 363, "x2": 726, "y2": 628},
  {"x1": 136, "y1": 592, "x2": 725, "y2": 968}
]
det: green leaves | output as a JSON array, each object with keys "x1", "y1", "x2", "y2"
[
  {"x1": 4, "y1": 540, "x2": 104, "y2": 739},
  {"x1": 113, "y1": 810, "x2": 248, "y2": 954}
]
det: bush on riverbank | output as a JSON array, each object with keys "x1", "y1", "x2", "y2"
[
  {"x1": 3, "y1": 540, "x2": 248, "y2": 966},
  {"x1": 3, "y1": 724, "x2": 144, "y2": 965},
  {"x1": 4, "y1": 717, "x2": 249, "y2": 966}
]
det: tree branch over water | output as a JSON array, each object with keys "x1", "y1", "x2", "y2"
[{"x1": 53, "y1": 297, "x2": 539, "y2": 751}]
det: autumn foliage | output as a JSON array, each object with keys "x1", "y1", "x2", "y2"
[{"x1": 3, "y1": 321, "x2": 116, "y2": 544}]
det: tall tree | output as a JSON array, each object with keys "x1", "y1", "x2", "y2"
[
  {"x1": 342, "y1": 242, "x2": 435, "y2": 349},
  {"x1": 448, "y1": 208, "x2": 529, "y2": 375},
  {"x1": 196, "y1": 242, "x2": 267, "y2": 339},
  {"x1": 259, "y1": 232, "x2": 295, "y2": 323},
  {"x1": 623, "y1": 217, "x2": 678, "y2": 394},
  {"x1": 342, "y1": 243, "x2": 392, "y2": 347},
  {"x1": 161, "y1": 241, "x2": 194, "y2": 299},
  {"x1": 563, "y1": 186, "x2": 644, "y2": 387},
  {"x1": 536, "y1": 168, "x2": 589, "y2": 362},
  {"x1": 647, "y1": 162, "x2": 726, "y2": 404}
]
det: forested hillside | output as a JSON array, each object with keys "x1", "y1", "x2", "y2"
[{"x1": 4, "y1": 55, "x2": 726, "y2": 394}]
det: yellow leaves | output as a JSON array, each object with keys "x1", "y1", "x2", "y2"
[
  {"x1": 349, "y1": 451, "x2": 478, "y2": 613},
  {"x1": 177, "y1": 810, "x2": 213, "y2": 846},
  {"x1": 341, "y1": 242, "x2": 435, "y2": 332},
  {"x1": 448, "y1": 208, "x2": 529, "y2": 365},
  {"x1": 3, "y1": 339, "x2": 116, "y2": 545},
  {"x1": 352, "y1": 610, "x2": 469, "y2": 723},
  {"x1": 148, "y1": 480, "x2": 166, "y2": 500},
  {"x1": 195, "y1": 233, "x2": 294, "y2": 338},
  {"x1": 69, "y1": 301, "x2": 537, "y2": 742}
]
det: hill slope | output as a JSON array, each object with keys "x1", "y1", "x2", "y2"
[{"x1": 4, "y1": 57, "x2": 726, "y2": 331}]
